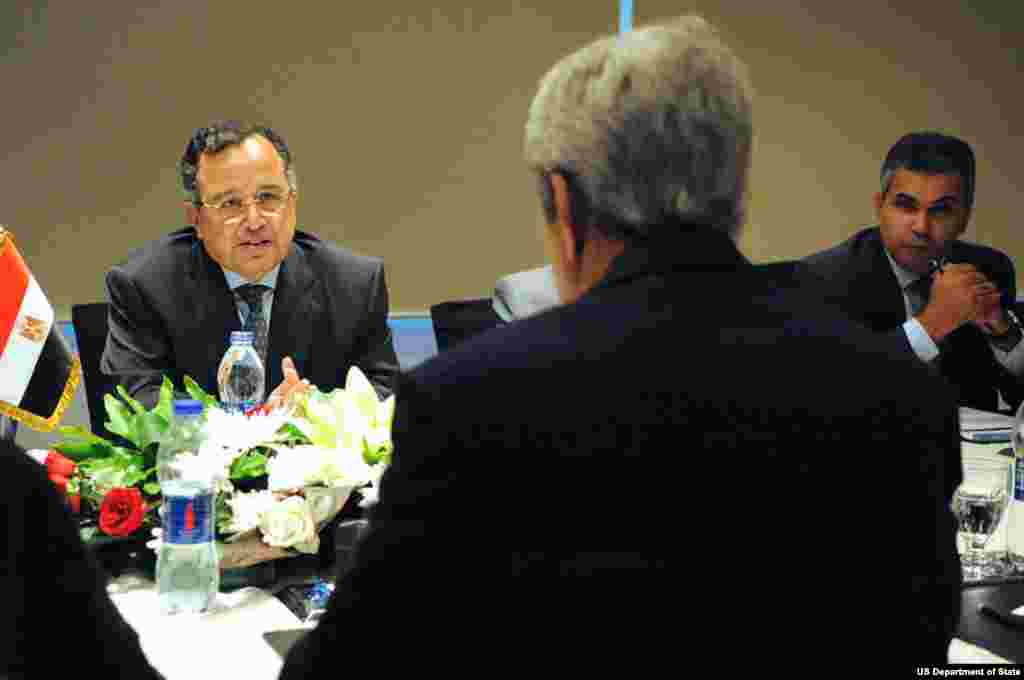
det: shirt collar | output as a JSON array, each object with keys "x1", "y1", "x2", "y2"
[
  {"x1": 222, "y1": 265, "x2": 280, "y2": 292},
  {"x1": 882, "y1": 247, "x2": 921, "y2": 289}
]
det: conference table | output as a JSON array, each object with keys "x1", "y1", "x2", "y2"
[
  {"x1": 101, "y1": 521, "x2": 366, "y2": 679},
  {"x1": 951, "y1": 440, "x2": 1024, "y2": 664},
  {"x1": 108, "y1": 572, "x2": 310, "y2": 679},
  {"x1": 101, "y1": 442, "x2": 1024, "y2": 672}
]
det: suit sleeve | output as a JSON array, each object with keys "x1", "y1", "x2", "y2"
[
  {"x1": 0, "y1": 443, "x2": 164, "y2": 678},
  {"x1": 101, "y1": 265, "x2": 171, "y2": 409},
  {"x1": 795, "y1": 260, "x2": 921, "y2": 360},
  {"x1": 349, "y1": 261, "x2": 399, "y2": 399}
]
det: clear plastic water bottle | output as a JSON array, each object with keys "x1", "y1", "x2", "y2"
[
  {"x1": 156, "y1": 399, "x2": 219, "y2": 614},
  {"x1": 217, "y1": 330, "x2": 265, "y2": 414}
]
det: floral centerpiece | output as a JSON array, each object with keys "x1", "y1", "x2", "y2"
[{"x1": 49, "y1": 367, "x2": 393, "y2": 569}]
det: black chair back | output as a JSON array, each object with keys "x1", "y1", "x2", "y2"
[
  {"x1": 0, "y1": 415, "x2": 16, "y2": 443},
  {"x1": 70, "y1": 302, "x2": 117, "y2": 437},
  {"x1": 429, "y1": 298, "x2": 502, "y2": 352}
]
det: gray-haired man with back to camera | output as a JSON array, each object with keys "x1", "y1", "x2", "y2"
[{"x1": 280, "y1": 16, "x2": 961, "y2": 674}]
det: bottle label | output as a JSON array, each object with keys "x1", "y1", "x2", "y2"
[{"x1": 163, "y1": 493, "x2": 215, "y2": 544}]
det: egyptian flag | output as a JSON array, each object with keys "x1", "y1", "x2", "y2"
[{"x1": 0, "y1": 226, "x2": 80, "y2": 431}]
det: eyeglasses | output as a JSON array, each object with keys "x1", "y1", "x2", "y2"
[{"x1": 200, "y1": 189, "x2": 295, "y2": 223}]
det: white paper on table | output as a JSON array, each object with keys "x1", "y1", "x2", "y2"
[
  {"x1": 948, "y1": 637, "x2": 1013, "y2": 663},
  {"x1": 109, "y1": 574, "x2": 303, "y2": 680},
  {"x1": 961, "y1": 407, "x2": 1016, "y2": 437}
]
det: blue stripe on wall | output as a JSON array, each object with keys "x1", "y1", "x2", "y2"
[
  {"x1": 620, "y1": 0, "x2": 633, "y2": 34},
  {"x1": 58, "y1": 316, "x2": 438, "y2": 372}
]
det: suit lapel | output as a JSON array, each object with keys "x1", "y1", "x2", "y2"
[
  {"x1": 186, "y1": 240, "x2": 244, "y2": 392},
  {"x1": 850, "y1": 229, "x2": 907, "y2": 330},
  {"x1": 266, "y1": 243, "x2": 316, "y2": 390}
]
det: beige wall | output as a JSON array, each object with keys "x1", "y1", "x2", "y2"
[{"x1": 2, "y1": 1, "x2": 1021, "y2": 317}]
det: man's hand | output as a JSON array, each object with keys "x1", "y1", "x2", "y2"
[
  {"x1": 266, "y1": 356, "x2": 315, "y2": 411},
  {"x1": 916, "y1": 264, "x2": 1002, "y2": 342}
]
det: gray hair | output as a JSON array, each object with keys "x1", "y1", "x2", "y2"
[{"x1": 524, "y1": 15, "x2": 753, "y2": 239}]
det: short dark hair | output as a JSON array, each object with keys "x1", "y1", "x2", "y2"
[
  {"x1": 880, "y1": 131, "x2": 975, "y2": 212},
  {"x1": 179, "y1": 120, "x2": 296, "y2": 205}
]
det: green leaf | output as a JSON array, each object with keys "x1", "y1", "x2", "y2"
[
  {"x1": 274, "y1": 422, "x2": 312, "y2": 446},
  {"x1": 132, "y1": 410, "x2": 170, "y2": 452},
  {"x1": 80, "y1": 526, "x2": 98, "y2": 542},
  {"x1": 116, "y1": 384, "x2": 148, "y2": 415},
  {"x1": 229, "y1": 450, "x2": 268, "y2": 479},
  {"x1": 52, "y1": 426, "x2": 118, "y2": 460},
  {"x1": 216, "y1": 493, "x2": 235, "y2": 535},
  {"x1": 81, "y1": 451, "x2": 147, "y2": 491},
  {"x1": 103, "y1": 393, "x2": 141, "y2": 448},
  {"x1": 184, "y1": 375, "x2": 219, "y2": 408},
  {"x1": 156, "y1": 377, "x2": 175, "y2": 424},
  {"x1": 143, "y1": 481, "x2": 161, "y2": 495}
]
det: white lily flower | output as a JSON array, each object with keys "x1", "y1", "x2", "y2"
[{"x1": 357, "y1": 463, "x2": 388, "y2": 509}]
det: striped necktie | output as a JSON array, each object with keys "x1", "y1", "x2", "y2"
[{"x1": 235, "y1": 284, "x2": 270, "y2": 365}]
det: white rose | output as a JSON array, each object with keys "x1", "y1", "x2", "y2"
[
  {"x1": 259, "y1": 496, "x2": 319, "y2": 553},
  {"x1": 226, "y1": 489, "x2": 277, "y2": 533}
]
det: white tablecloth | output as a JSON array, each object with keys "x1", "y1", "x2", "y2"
[{"x1": 108, "y1": 572, "x2": 312, "y2": 680}]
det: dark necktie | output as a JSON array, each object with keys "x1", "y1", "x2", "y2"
[
  {"x1": 235, "y1": 284, "x2": 270, "y2": 365},
  {"x1": 905, "y1": 276, "x2": 932, "y2": 318}
]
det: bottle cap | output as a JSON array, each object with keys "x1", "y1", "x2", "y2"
[
  {"x1": 229, "y1": 331, "x2": 255, "y2": 345},
  {"x1": 173, "y1": 399, "x2": 205, "y2": 416}
]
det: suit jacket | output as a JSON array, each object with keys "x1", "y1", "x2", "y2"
[
  {"x1": 280, "y1": 228, "x2": 962, "y2": 673},
  {"x1": 0, "y1": 440, "x2": 163, "y2": 678},
  {"x1": 101, "y1": 228, "x2": 399, "y2": 408},
  {"x1": 804, "y1": 226, "x2": 1024, "y2": 412},
  {"x1": 491, "y1": 265, "x2": 560, "y2": 322}
]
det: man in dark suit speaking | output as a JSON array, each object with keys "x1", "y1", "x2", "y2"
[
  {"x1": 102, "y1": 121, "x2": 398, "y2": 408},
  {"x1": 805, "y1": 132, "x2": 1024, "y2": 412},
  {"x1": 280, "y1": 16, "x2": 962, "y2": 673}
]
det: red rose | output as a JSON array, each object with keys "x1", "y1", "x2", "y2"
[
  {"x1": 48, "y1": 473, "x2": 69, "y2": 494},
  {"x1": 99, "y1": 487, "x2": 145, "y2": 537},
  {"x1": 45, "y1": 450, "x2": 76, "y2": 478}
]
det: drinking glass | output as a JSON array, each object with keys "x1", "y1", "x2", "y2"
[{"x1": 953, "y1": 456, "x2": 1012, "y2": 581}]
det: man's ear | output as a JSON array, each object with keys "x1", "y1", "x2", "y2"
[
  {"x1": 957, "y1": 207, "x2": 972, "y2": 238},
  {"x1": 550, "y1": 172, "x2": 582, "y2": 271},
  {"x1": 873, "y1": 191, "x2": 885, "y2": 215}
]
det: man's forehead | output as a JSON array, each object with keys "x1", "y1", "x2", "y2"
[
  {"x1": 196, "y1": 136, "x2": 287, "y2": 191},
  {"x1": 888, "y1": 169, "x2": 963, "y2": 202}
]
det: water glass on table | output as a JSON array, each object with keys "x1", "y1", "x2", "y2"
[{"x1": 953, "y1": 455, "x2": 1013, "y2": 581}]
